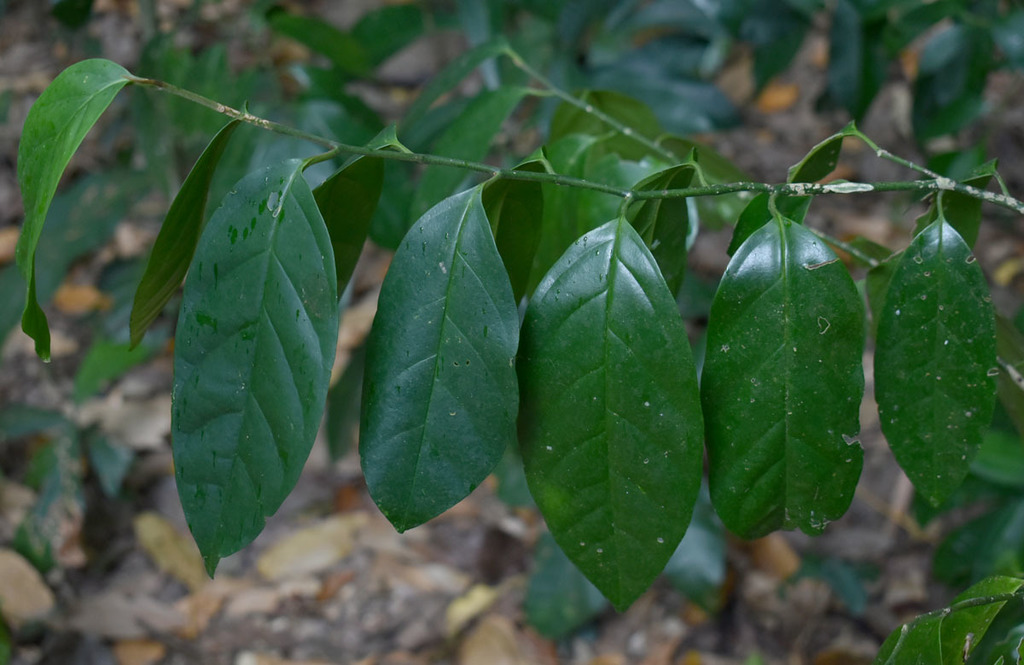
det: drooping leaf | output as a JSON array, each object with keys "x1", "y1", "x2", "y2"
[
  {"x1": 482, "y1": 157, "x2": 548, "y2": 302},
  {"x1": 360, "y1": 188, "x2": 519, "y2": 532},
  {"x1": 519, "y1": 217, "x2": 704, "y2": 610},
  {"x1": 874, "y1": 576, "x2": 1024, "y2": 665},
  {"x1": 16, "y1": 58, "x2": 132, "y2": 360},
  {"x1": 703, "y1": 218, "x2": 865, "y2": 538},
  {"x1": 172, "y1": 160, "x2": 339, "y2": 574},
  {"x1": 727, "y1": 193, "x2": 811, "y2": 256},
  {"x1": 875, "y1": 220, "x2": 997, "y2": 506},
  {"x1": 787, "y1": 122, "x2": 859, "y2": 184},
  {"x1": 661, "y1": 482, "x2": 727, "y2": 612},
  {"x1": 525, "y1": 532, "x2": 609, "y2": 639},
  {"x1": 411, "y1": 86, "x2": 528, "y2": 216},
  {"x1": 627, "y1": 162, "x2": 698, "y2": 295},
  {"x1": 325, "y1": 344, "x2": 365, "y2": 462},
  {"x1": 400, "y1": 37, "x2": 510, "y2": 132},
  {"x1": 130, "y1": 119, "x2": 241, "y2": 348},
  {"x1": 313, "y1": 155, "x2": 384, "y2": 295},
  {"x1": 913, "y1": 159, "x2": 996, "y2": 248}
]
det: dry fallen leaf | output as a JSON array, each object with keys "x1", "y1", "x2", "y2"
[
  {"x1": 0, "y1": 227, "x2": 20, "y2": 265},
  {"x1": 75, "y1": 392, "x2": 171, "y2": 450},
  {"x1": 749, "y1": 532, "x2": 801, "y2": 579},
  {"x1": 257, "y1": 513, "x2": 368, "y2": 580},
  {"x1": 755, "y1": 81, "x2": 800, "y2": 114},
  {"x1": 0, "y1": 548, "x2": 56, "y2": 627},
  {"x1": 134, "y1": 511, "x2": 208, "y2": 591},
  {"x1": 235, "y1": 653, "x2": 338, "y2": 665},
  {"x1": 458, "y1": 615, "x2": 534, "y2": 665},
  {"x1": 174, "y1": 577, "x2": 250, "y2": 639},
  {"x1": 113, "y1": 639, "x2": 167, "y2": 665},
  {"x1": 53, "y1": 283, "x2": 112, "y2": 315},
  {"x1": 67, "y1": 590, "x2": 186, "y2": 639},
  {"x1": 445, "y1": 584, "x2": 499, "y2": 638}
]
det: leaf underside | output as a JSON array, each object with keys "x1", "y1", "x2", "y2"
[
  {"x1": 519, "y1": 217, "x2": 704, "y2": 611},
  {"x1": 172, "y1": 160, "x2": 339, "y2": 574},
  {"x1": 874, "y1": 220, "x2": 997, "y2": 507},
  {"x1": 360, "y1": 188, "x2": 520, "y2": 533},
  {"x1": 702, "y1": 219, "x2": 865, "y2": 538}
]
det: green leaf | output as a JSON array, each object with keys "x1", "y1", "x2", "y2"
[
  {"x1": 627, "y1": 162, "x2": 698, "y2": 295},
  {"x1": 934, "y1": 496, "x2": 1024, "y2": 587},
  {"x1": 659, "y1": 135, "x2": 752, "y2": 230},
  {"x1": 824, "y1": 2, "x2": 888, "y2": 120},
  {"x1": 411, "y1": 86, "x2": 528, "y2": 216},
  {"x1": 661, "y1": 483, "x2": 727, "y2": 612},
  {"x1": 482, "y1": 157, "x2": 548, "y2": 302},
  {"x1": 74, "y1": 339, "x2": 159, "y2": 403},
  {"x1": 874, "y1": 576, "x2": 1024, "y2": 665},
  {"x1": 787, "y1": 123, "x2": 859, "y2": 184},
  {"x1": 351, "y1": 4, "x2": 425, "y2": 67},
  {"x1": 549, "y1": 90, "x2": 662, "y2": 161},
  {"x1": 325, "y1": 345, "x2": 365, "y2": 462},
  {"x1": 994, "y1": 10, "x2": 1024, "y2": 70},
  {"x1": 400, "y1": 37, "x2": 510, "y2": 132},
  {"x1": 130, "y1": 119, "x2": 241, "y2": 348},
  {"x1": 51, "y1": 0, "x2": 93, "y2": 27},
  {"x1": 86, "y1": 433, "x2": 134, "y2": 498},
  {"x1": 996, "y1": 313, "x2": 1024, "y2": 441},
  {"x1": 874, "y1": 220, "x2": 997, "y2": 506},
  {"x1": 913, "y1": 160, "x2": 996, "y2": 249},
  {"x1": 525, "y1": 532, "x2": 609, "y2": 639},
  {"x1": 360, "y1": 188, "x2": 519, "y2": 532},
  {"x1": 16, "y1": 58, "x2": 132, "y2": 360},
  {"x1": 266, "y1": 6, "x2": 370, "y2": 77},
  {"x1": 172, "y1": 160, "x2": 339, "y2": 574},
  {"x1": 519, "y1": 217, "x2": 704, "y2": 610},
  {"x1": 912, "y1": 24, "x2": 993, "y2": 140},
  {"x1": 727, "y1": 193, "x2": 811, "y2": 256},
  {"x1": 702, "y1": 219, "x2": 865, "y2": 538},
  {"x1": 313, "y1": 155, "x2": 384, "y2": 295}
]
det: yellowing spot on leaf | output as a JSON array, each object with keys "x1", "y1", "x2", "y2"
[
  {"x1": 755, "y1": 81, "x2": 800, "y2": 114},
  {"x1": 133, "y1": 511, "x2": 208, "y2": 592},
  {"x1": 113, "y1": 639, "x2": 166, "y2": 665},
  {"x1": 257, "y1": 513, "x2": 368, "y2": 581},
  {"x1": 53, "y1": 283, "x2": 112, "y2": 315},
  {"x1": 0, "y1": 548, "x2": 55, "y2": 627},
  {"x1": 445, "y1": 584, "x2": 500, "y2": 638}
]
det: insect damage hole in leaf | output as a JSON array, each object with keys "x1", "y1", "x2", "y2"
[
  {"x1": 360, "y1": 187, "x2": 520, "y2": 533},
  {"x1": 702, "y1": 218, "x2": 865, "y2": 538},
  {"x1": 518, "y1": 217, "x2": 704, "y2": 611},
  {"x1": 172, "y1": 159, "x2": 338, "y2": 574}
]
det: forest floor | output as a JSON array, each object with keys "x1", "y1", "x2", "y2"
[{"x1": 1, "y1": 1, "x2": 1023, "y2": 664}]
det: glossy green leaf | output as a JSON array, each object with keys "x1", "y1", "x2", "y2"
[
  {"x1": 313, "y1": 155, "x2": 383, "y2": 295},
  {"x1": 627, "y1": 162, "x2": 697, "y2": 295},
  {"x1": 875, "y1": 220, "x2": 997, "y2": 507},
  {"x1": 130, "y1": 119, "x2": 241, "y2": 348},
  {"x1": 519, "y1": 217, "x2": 704, "y2": 610},
  {"x1": 16, "y1": 58, "x2": 131, "y2": 360},
  {"x1": 74, "y1": 339, "x2": 158, "y2": 403},
  {"x1": 661, "y1": 483, "x2": 727, "y2": 612},
  {"x1": 703, "y1": 219, "x2": 865, "y2": 538},
  {"x1": 411, "y1": 86, "x2": 528, "y2": 216},
  {"x1": 875, "y1": 576, "x2": 1024, "y2": 665},
  {"x1": 400, "y1": 37, "x2": 510, "y2": 132},
  {"x1": 525, "y1": 532, "x2": 609, "y2": 639},
  {"x1": 914, "y1": 160, "x2": 996, "y2": 249},
  {"x1": 659, "y1": 135, "x2": 752, "y2": 230},
  {"x1": 360, "y1": 188, "x2": 519, "y2": 532},
  {"x1": 172, "y1": 160, "x2": 339, "y2": 574},
  {"x1": 727, "y1": 193, "x2": 812, "y2": 256},
  {"x1": 787, "y1": 123, "x2": 859, "y2": 184},
  {"x1": 549, "y1": 90, "x2": 662, "y2": 161},
  {"x1": 266, "y1": 7, "x2": 370, "y2": 77},
  {"x1": 482, "y1": 157, "x2": 548, "y2": 302},
  {"x1": 326, "y1": 345, "x2": 365, "y2": 463}
]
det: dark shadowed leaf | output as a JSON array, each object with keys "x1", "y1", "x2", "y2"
[
  {"x1": 86, "y1": 433, "x2": 134, "y2": 498},
  {"x1": 912, "y1": 24, "x2": 993, "y2": 141},
  {"x1": 482, "y1": 157, "x2": 548, "y2": 302},
  {"x1": 824, "y1": 1, "x2": 888, "y2": 120},
  {"x1": 627, "y1": 162, "x2": 698, "y2": 295},
  {"x1": 51, "y1": 0, "x2": 93, "y2": 27},
  {"x1": 326, "y1": 345, "x2": 365, "y2": 462},
  {"x1": 266, "y1": 6, "x2": 370, "y2": 77},
  {"x1": 519, "y1": 217, "x2": 704, "y2": 610},
  {"x1": 787, "y1": 123, "x2": 859, "y2": 184},
  {"x1": 352, "y1": 4, "x2": 425, "y2": 66},
  {"x1": 360, "y1": 188, "x2": 519, "y2": 532},
  {"x1": 16, "y1": 58, "x2": 131, "y2": 359},
  {"x1": 913, "y1": 160, "x2": 996, "y2": 248},
  {"x1": 662, "y1": 483, "x2": 727, "y2": 612},
  {"x1": 995, "y1": 313, "x2": 1024, "y2": 440},
  {"x1": 875, "y1": 220, "x2": 997, "y2": 506},
  {"x1": 874, "y1": 576, "x2": 1024, "y2": 665},
  {"x1": 73, "y1": 339, "x2": 159, "y2": 403},
  {"x1": 313, "y1": 155, "x2": 383, "y2": 295},
  {"x1": 728, "y1": 193, "x2": 811, "y2": 256},
  {"x1": 549, "y1": 90, "x2": 662, "y2": 161},
  {"x1": 130, "y1": 119, "x2": 241, "y2": 348},
  {"x1": 703, "y1": 218, "x2": 865, "y2": 538},
  {"x1": 173, "y1": 160, "x2": 338, "y2": 574},
  {"x1": 525, "y1": 532, "x2": 609, "y2": 639}
]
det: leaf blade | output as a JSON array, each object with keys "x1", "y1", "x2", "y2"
[
  {"x1": 172, "y1": 160, "x2": 339, "y2": 574},
  {"x1": 702, "y1": 219, "x2": 866, "y2": 538},
  {"x1": 360, "y1": 188, "x2": 519, "y2": 532},
  {"x1": 16, "y1": 58, "x2": 131, "y2": 359},
  {"x1": 519, "y1": 217, "x2": 704, "y2": 610}
]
